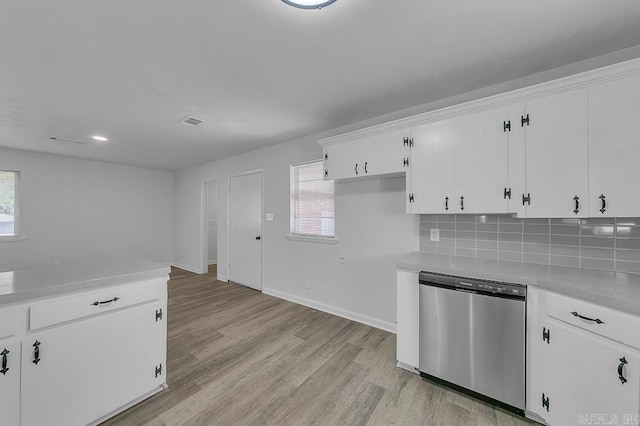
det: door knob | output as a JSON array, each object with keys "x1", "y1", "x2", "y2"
[{"x1": 255, "y1": 236, "x2": 261, "y2": 240}]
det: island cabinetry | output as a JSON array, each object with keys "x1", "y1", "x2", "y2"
[{"x1": 0, "y1": 274, "x2": 168, "y2": 426}]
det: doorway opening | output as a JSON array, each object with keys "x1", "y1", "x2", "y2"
[{"x1": 203, "y1": 178, "x2": 218, "y2": 279}]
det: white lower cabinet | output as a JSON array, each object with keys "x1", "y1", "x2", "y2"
[
  {"x1": 21, "y1": 303, "x2": 164, "y2": 426},
  {"x1": 0, "y1": 339, "x2": 21, "y2": 426},
  {"x1": 0, "y1": 277, "x2": 168, "y2": 426},
  {"x1": 396, "y1": 269, "x2": 419, "y2": 371},
  {"x1": 528, "y1": 288, "x2": 640, "y2": 425},
  {"x1": 542, "y1": 318, "x2": 640, "y2": 425}
]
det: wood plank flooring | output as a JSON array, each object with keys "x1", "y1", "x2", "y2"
[{"x1": 103, "y1": 265, "x2": 534, "y2": 426}]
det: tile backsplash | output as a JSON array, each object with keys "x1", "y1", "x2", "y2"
[{"x1": 420, "y1": 214, "x2": 640, "y2": 274}]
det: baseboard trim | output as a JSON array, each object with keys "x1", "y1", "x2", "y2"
[
  {"x1": 217, "y1": 274, "x2": 229, "y2": 282},
  {"x1": 262, "y1": 287, "x2": 396, "y2": 334},
  {"x1": 208, "y1": 260, "x2": 218, "y2": 265},
  {"x1": 170, "y1": 262, "x2": 202, "y2": 274}
]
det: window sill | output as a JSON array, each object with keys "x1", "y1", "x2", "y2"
[
  {"x1": 285, "y1": 234, "x2": 340, "y2": 245},
  {"x1": 0, "y1": 236, "x2": 28, "y2": 243}
]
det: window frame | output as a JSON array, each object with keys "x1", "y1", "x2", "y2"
[
  {"x1": 288, "y1": 160, "x2": 338, "y2": 244},
  {"x1": 0, "y1": 169, "x2": 21, "y2": 241}
]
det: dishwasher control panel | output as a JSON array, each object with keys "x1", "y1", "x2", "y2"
[{"x1": 419, "y1": 271, "x2": 526, "y2": 299}]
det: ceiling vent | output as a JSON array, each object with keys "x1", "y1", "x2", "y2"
[{"x1": 179, "y1": 116, "x2": 204, "y2": 127}]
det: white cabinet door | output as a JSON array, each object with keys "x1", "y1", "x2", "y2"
[
  {"x1": 323, "y1": 129, "x2": 409, "y2": 181},
  {"x1": 588, "y1": 74, "x2": 640, "y2": 217},
  {"x1": 0, "y1": 340, "x2": 20, "y2": 426},
  {"x1": 21, "y1": 303, "x2": 165, "y2": 426},
  {"x1": 362, "y1": 129, "x2": 409, "y2": 177},
  {"x1": 521, "y1": 89, "x2": 589, "y2": 218},
  {"x1": 396, "y1": 270, "x2": 419, "y2": 371},
  {"x1": 542, "y1": 318, "x2": 640, "y2": 426},
  {"x1": 454, "y1": 108, "x2": 510, "y2": 214},
  {"x1": 324, "y1": 140, "x2": 361, "y2": 181},
  {"x1": 408, "y1": 120, "x2": 455, "y2": 213}
]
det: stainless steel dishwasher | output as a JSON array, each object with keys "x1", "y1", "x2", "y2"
[{"x1": 419, "y1": 271, "x2": 526, "y2": 413}]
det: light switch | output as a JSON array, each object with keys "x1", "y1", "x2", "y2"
[
  {"x1": 430, "y1": 228, "x2": 440, "y2": 242},
  {"x1": 339, "y1": 252, "x2": 346, "y2": 264},
  {"x1": 266, "y1": 213, "x2": 274, "y2": 222},
  {"x1": 209, "y1": 219, "x2": 214, "y2": 226}
]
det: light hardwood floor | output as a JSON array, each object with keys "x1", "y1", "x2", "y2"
[{"x1": 103, "y1": 266, "x2": 534, "y2": 426}]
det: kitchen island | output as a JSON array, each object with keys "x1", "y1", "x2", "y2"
[{"x1": 0, "y1": 257, "x2": 170, "y2": 426}]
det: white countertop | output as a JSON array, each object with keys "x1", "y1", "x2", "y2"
[
  {"x1": 398, "y1": 252, "x2": 640, "y2": 316},
  {"x1": 0, "y1": 257, "x2": 170, "y2": 306}
]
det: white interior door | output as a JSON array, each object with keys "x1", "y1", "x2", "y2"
[{"x1": 229, "y1": 171, "x2": 262, "y2": 291}]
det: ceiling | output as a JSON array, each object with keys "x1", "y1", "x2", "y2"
[{"x1": 2, "y1": 1, "x2": 640, "y2": 171}]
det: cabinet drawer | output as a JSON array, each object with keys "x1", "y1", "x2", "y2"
[
  {"x1": 0, "y1": 308, "x2": 16, "y2": 339},
  {"x1": 546, "y1": 290, "x2": 640, "y2": 349},
  {"x1": 29, "y1": 280, "x2": 160, "y2": 330}
]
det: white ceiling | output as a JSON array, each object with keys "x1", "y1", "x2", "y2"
[{"x1": 2, "y1": 1, "x2": 640, "y2": 171}]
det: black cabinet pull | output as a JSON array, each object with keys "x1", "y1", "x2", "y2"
[
  {"x1": 1, "y1": 349, "x2": 9, "y2": 375},
  {"x1": 33, "y1": 341, "x2": 41, "y2": 365},
  {"x1": 503, "y1": 188, "x2": 511, "y2": 199},
  {"x1": 354, "y1": 163, "x2": 358, "y2": 175},
  {"x1": 599, "y1": 194, "x2": 607, "y2": 214},
  {"x1": 91, "y1": 297, "x2": 120, "y2": 306},
  {"x1": 255, "y1": 236, "x2": 261, "y2": 240},
  {"x1": 460, "y1": 196, "x2": 464, "y2": 211},
  {"x1": 619, "y1": 357, "x2": 628, "y2": 384},
  {"x1": 445, "y1": 197, "x2": 449, "y2": 211},
  {"x1": 364, "y1": 162, "x2": 368, "y2": 174},
  {"x1": 570, "y1": 311, "x2": 605, "y2": 324},
  {"x1": 573, "y1": 196, "x2": 580, "y2": 214},
  {"x1": 522, "y1": 193, "x2": 531, "y2": 206}
]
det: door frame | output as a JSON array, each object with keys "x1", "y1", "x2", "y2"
[
  {"x1": 200, "y1": 177, "x2": 219, "y2": 274},
  {"x1": 227, "y1": 169, "x2": 264, "y2": 290}
]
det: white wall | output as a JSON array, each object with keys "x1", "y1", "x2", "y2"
[
  {"x1": 173, "y1": 138, "x2": 419, "y2": 332},
  {"x1": 207, "y1": 182, "x2": 217, "y2": 263},
  {"x1": 0, "y1": 147, "x2": 174, "y2": 271}
]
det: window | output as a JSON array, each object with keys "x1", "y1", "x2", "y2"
[
  {"x1": 0, "y1": 170, "x2": 19, "y2": 237},
  {"x1": 290, "y1": 161, "x2": 334, "y2": 238}
]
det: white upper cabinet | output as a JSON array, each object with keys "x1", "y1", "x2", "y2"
[
  {"x1": 407, "y1": 120, "x2": 454, "y2": 213},
  {"x1": 322, "y1": 128, "x2": 409, "y2": 181},
  {"x1": 519, "y1": 89, "x2": 589, "y2": 218},
  {"x1": 588, "y1": 73, "x2": 640, "y2": 217},
  {"x1": 453, "y1": 108, "x2": 510, "y2": 214}
]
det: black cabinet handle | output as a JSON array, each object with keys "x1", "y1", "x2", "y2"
[
  {"x1": 33, "y1": 341, "x2": 41, "y2": 365},
  {"x1": 354, "y1": 163, "x2": 358, "y2": 175},
  {"x1": 1, "y1": 349, "x2": 9, "y2": 375},
  {"x1": 91, "y1": 297, "x2": 120, "y2": 306},
  {"x1": 599, "y1": 194, "x2": 607, "y2": 214},
  {"x1": 573, "y1": 196, "x2": 580, "y2": 214},
  {"x1": 255, "y1": 236, "x2": 261, "y2": 240},
  {"x1": 522, "y1": 193, "x2": 531, "y2": 205},
  {"x1": 460, "y1": 196, "x2": 464, "y2": 211},
  {"x1": 364, "y1": 162, "x2": 368, "y2": 174},
  {"x1": 503, "y1": 188, "x2": 511, "y2": 199},
  {"x1": 445, "y1": 197, "x2": 449, "y2": 211},
  {"x1": 619, "y1": 357, "x2": 628, "y2": 384},
  {"x1": 570, "y1": 311, "x2": 605, "y2": 324}
]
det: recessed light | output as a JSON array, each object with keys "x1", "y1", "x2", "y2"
[
  {"x1": 92, "y1": 135, "x2": 109, "y2": 142},
  {"x1": 281, "y1": 0, "x2": 337, "y2": 9}
]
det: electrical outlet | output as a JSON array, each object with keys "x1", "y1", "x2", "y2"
[
  {"x1": 339, "y1": 252, "x2": 346, "y2": 264},
  {"x1": 304, "y1": 278, "x2": 310, "y2": 289},
  {"x1": 430, "y1": 228, "x2": 440, "y2": 242}
]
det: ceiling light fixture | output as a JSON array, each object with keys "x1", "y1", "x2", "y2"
[
  {"x1": 281, "y1": 0, "x2": 337, "y2": 9},
  {"x1": 92, "y1": 135, "x2": 109, "y2": 142}
]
